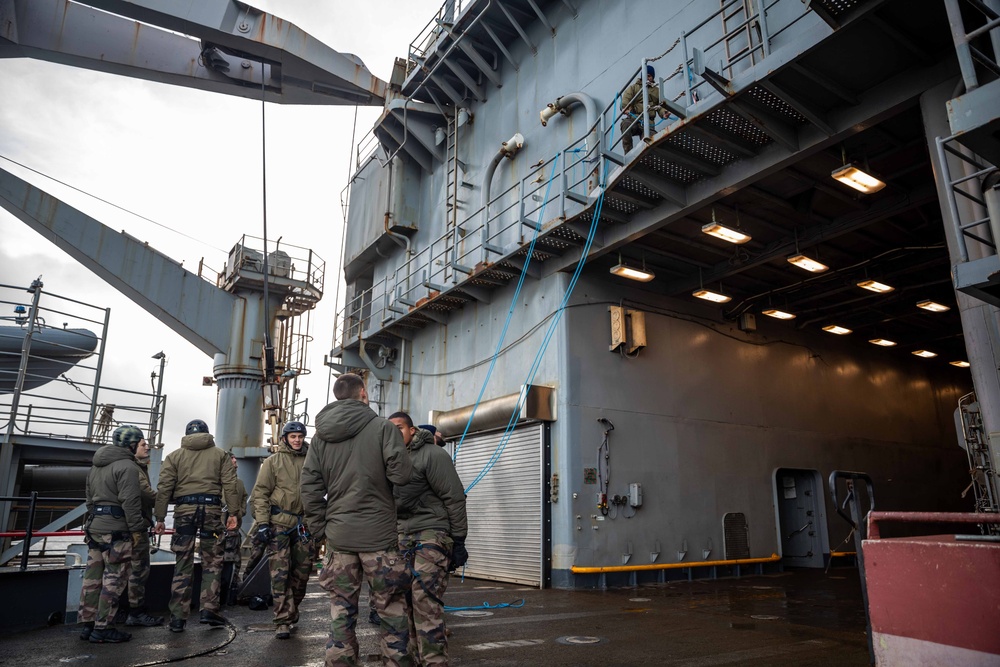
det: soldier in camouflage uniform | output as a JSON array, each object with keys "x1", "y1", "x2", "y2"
[
  {"x1": 390, "y1": 413, "x2": 468, "y2": 666},
  {"x1": 78, "y1": 425, "x2": 147, "y2": 643},
  {"x1": 250, "y1": 421, "x2": 315, "y2": 639},
  {"x1": 302, "y1": 373, "x2": 414, "y2": 667},
  {"x1": 154, "y1": 419, "x2": 240, "y2": 633}
]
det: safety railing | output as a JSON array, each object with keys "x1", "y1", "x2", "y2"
[
  {"x1": 409, "y1": 0, "x2": 471, "y2": 69},
  {"x1": 943, "y1": 0, "x2": 1000, "y2": 94},
  {"x1": 334, "y1": 0, "x2": 825, "y2": 352},
  {"x1": 0, "y1": 493, "x2": 85, "y2": 570},
  {"x1": 935, "y1": 135, "x2": 998, "y2": 262},
  {"x1": 218, "y1": 234, "x2": 326, "y2": 297}
]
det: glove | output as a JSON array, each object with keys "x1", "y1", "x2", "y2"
[
  {"x1": 254, "y1": 523, "x2": 273, "y2": 545},
  {"x1": 131, "y1": 532, "x2": 144, "y2": 549},
  {"x1": 450, "y1": 538, "x2": 469, "y2": 571}
]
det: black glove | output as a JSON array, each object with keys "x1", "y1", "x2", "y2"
[
  {"x1": 254, "y1": 523, "x2": 273, "y2": 545},
  {"x1": 450, "y1": 538, "x2": 469, "y2": 571}
]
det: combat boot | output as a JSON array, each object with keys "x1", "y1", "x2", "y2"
[
  {"x1": 126, "y1": 611, "x2": 165, "y2": 627},
  {"x1": 275, "y1": 624, "x2": 290, "y2": 639},
  {"x1": 368, "y1": 608, "x2": 382, "y2": 626},
  {"x1": 199, "y1": 609, "x2": 227, "y2": 626},
  {"x1": 168, "y1": 617, "x2": 186, "y2": 633},
  {"x1": 78, "y1": 622, "x2": 94, "y2": 641},
  {"x1": 89, "y1": 627, "x2": 132, "y2": 643}
]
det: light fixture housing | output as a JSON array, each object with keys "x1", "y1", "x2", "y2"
[
  {"x1": 762, "y1": 308, "x2": 795, "y2": 320},
  {"x1": 916, "y1": 300, "x2": 950, "y2": 312},
  {"x1": 857, "y1": 279, "x2": 894, "y2": 294},
  {"x1": 787, "y1": 254, "x2": 829, "y2": 273},
  {"x1": 610, "y1": 263, "x2": 655, "y2": 282},
  {"x1": 822, "y1": 324, "x2": 852, "y2": 335},
  {"x1": 912, "y1": 349, "x2": 937, "y2": 358},
  {"x1": 692, "y1": 289, "x2": 731, "y2": 303},
  {"x1": 869, "y1": 338, "x2": 897, "y2": 347},
  {"x1": 701, "y1": 222, "x2": 751, "y2": 244},
  {"x1": 950, "y1": 360, "x2": 971, "y2": 368},
  {"x1": 831, "y1": 163, "x2": 886, "y2": 194}
]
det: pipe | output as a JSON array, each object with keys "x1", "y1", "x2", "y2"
[
  {"x1": 540, "y1": 92, "x2": 598, "y2": 154},
  {"x1": 571, "y1": 552, "x2": 780, "y2": 574},
  {"x1": 480, "y1": 132, "x2": 525, "y2": 217}
]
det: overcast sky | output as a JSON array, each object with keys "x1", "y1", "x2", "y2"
[{"x1": 0, "y1": 1, "x2": 441, "y2": 453}]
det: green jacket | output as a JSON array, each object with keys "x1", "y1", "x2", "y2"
[
  {"x1": 252, "y1": 439, "x2": 308, "y2": 530},
  {"x1": 86, "y1": 445, "x2": 146, "y2": 534},
  {"x1": 136, "y1": 457, "x2": 156, "y2": 526},
  {"x1": 395, "y1": 428, "x2": 468, "y2": 539},
  {"x1": 153, "y1": 433, "x2": 240, "y2": 520},
  {"x1": 301, "y1": 399, "x2": 412, "y2": 552},
  {"x1": 226, "y1": 478, "x2": 248, "y2": 524},
  {"x1": 622, "y1": 79, "x2": 662, "y2": 119}
]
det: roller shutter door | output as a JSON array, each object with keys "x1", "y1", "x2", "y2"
[{"x1": 452, "y1": 423, "x2": 544, "y2": 587}]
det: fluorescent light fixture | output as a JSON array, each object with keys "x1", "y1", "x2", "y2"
[
  {"x1": 610, "y1": 263, "x2": 655, "y2": 282},
  {"x1": 869, "y1": 338, "x2": 897, "y2": 347},
  {"x1": 950, "y1": 360, "x2": 971, "y2": 368},
  {"x1": 912, "y1": 349, "x2": 937, "y2": 358},
  {"x1": 787, "y1": 254, "x2": 829, "y2": 273},
  {"x1": 857, "y1": 279, "x2": 894, "y2": 294},
  {"x1": 916, "y1": 300, "x2": 950, "y2": 312},
  {"x1": 701, "y1": 222, "x2": 751, "y2": 244},
  {"x1": 762, "y1": 308, "x2": 795, "y2": 320},
  {"x1": 822, "y1": 324, "x2": 852, "y2": 335},
  {"x1": 831, "y1": 164, "x2": 886, "y2": 194},
  {"x1": 692, "y1": 289, "x2": 731, "y2": 303}
]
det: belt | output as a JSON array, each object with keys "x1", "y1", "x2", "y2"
[
  {"x1": 270, "y1": 505, "x2": 302, "y2": 518},
  {"x1": 175, "y1": 494, "x2": 221, "y2": 506},
  {"x1": 93, "y1": 505, "x2": 125, "y2": 518}
]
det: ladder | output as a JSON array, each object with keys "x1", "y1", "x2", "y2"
[
  {"x1": 958, "y1": 392, "x2": 1000, "y2": 533},
  {"x1": 720, "y1": 0, "x2": 762, "y2": 79}
]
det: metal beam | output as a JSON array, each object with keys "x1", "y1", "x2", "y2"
[
  {"x1": 497, "y1": 2, "x2": 537, "y2": 55},
  {"x1": 651, "y1": 145, "x2": 722, "y2": 177},
  {"x1": 758, "y1": 80, "x2": 834, "y2": 136},
  {"x1": 684, "y1": 125, "x2": 758, "y2": 159},
  {"x1": 2, "y1": 0, "x2": 386, "y2": 105},
  {"x1": 0, "y1": 167, "x2": 236, "y2": 356},
  {"x1": 443, "y1": 58, "x2": 486, "y2": 101},
  {"x1": 429, "y1": 71, "x2": 466, "y2": 105},
  {"x1": 525, "y1": 0, "x2": 555, "y2": 34},
  {"x1": 628, "y1": 169, "x2": 688, "y2": 207},
  {"x1": 482, "y1": 21, "x2": 519, "y2": 71},
  {"x1": 789, "y1": 63, "x2": 858, "y2": 106},
  {"x1": 455, "y1": 39, "x2": 503, "y2": 87}
]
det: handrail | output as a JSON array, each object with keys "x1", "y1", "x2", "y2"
[
  {"x1": 571, "y1": 552, "x2": 780, "y2": 574},
  {"x1": 867, "y1": 510, "x2": 1000, "y2": 539}
]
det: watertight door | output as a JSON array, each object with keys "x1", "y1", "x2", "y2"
[{"x1": 775, "y1": 468, "x2": 826, "y2": 568}]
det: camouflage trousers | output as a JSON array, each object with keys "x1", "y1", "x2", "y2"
[
  {"x1": 267, "y1": 533, "x2": 315, "y2": 625},
  {"x1": 400, "y1": 531, "x2": 454, "y2": 666},
  {"x1": 78, "y1": 533, "x2": 133, "y2": 629},
  {"x1": 127, "y1": 531, "x2": 151, "y2": 611},
  {"x1": 317, "y1": 548, "x2": 412, "y2": 667},
  {"x1": 168, "y1": 506, "x2": 224, "y2": 620}
]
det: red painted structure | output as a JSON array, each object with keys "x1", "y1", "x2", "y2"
[{"x1": 863, "y1": 512, "x2": 1000, "y2": 667}]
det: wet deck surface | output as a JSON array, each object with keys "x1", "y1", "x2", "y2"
[{"x1": 0, "y1": 568, "x2": 870, "y2": 666}]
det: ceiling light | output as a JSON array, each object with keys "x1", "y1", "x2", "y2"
[
  {"x1": 869, "y1": 338, "x2": 897, "y2": 347},
  {"x1": 857, "y1": 279, "x2": 894, "y2": 294},
  {"x1": 787, "y1": 254, "x2": 829, "y2": 273},
  {"x1": 762, "y1": 308, "x2": 795, "y2": 320},
  {"x1": 916, "y1": 300, "x2": 950, "y2": 312},
  {"x1": 831, "y1": 164, "x2": 886, "y2": 194},
  {"x1": 610, "y1": 263, "x2": 655, "y2": 282},
  {"x1": 950, "y1": 360, "x2": 971, "y2": 368},
  {"x1": 912, "y1": 350, "x2": 937, "y2": 358},
  {"x1": 692, "y1": 289, "x2": 731, "y2": 303},
  {"x1": 822, "y1": 324, "x2": 852, "y2": 335},
  {"x1": 701, "y1": 222, "x2": 751, "y2": 244}
]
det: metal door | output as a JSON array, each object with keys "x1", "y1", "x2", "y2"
[
  {"x1": 775, "y1": 468, "x2": 826, "y2": 568},
  {"x1": 452, "y1": 423, "x2": 544, "y2": 586}
]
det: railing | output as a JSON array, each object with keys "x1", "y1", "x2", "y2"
[
  {"x1": 409, "y1": 0, "x2": 471, "y2": 69},
  {"x1": 333, "y1": 0, "x2": 822, "y2": 353},
  {"x1": 0, "y1": 493, "x2": 84, "y2": 571},
  {"x1": 935, "y1": 135, "x2": 998, "y2": 262},
  {"x1": 219, "y1": 234, "x2": 326, "y2": 297},
  {"x1": 943, "y1": 0, "x2": 1000, "y2": 94}
]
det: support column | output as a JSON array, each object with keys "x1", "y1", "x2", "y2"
[{"x1": 922, "y1": 80, "x2": 1000, "y2": 486}]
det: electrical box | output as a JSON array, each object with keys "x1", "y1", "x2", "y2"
[
  {"x1": 739, "y1": 312, "x2": 757, "y2": 332},
  {"x1": 609, "y1": 305, "x2": 626, "y2": 351},
  {"x1": 629, "y1": 482, "x2": 642, "y2": 508},
  {"x1": 628, "y1": 310, "x2": 647, "y2": 354}
]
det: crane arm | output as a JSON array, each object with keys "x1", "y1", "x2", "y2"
[
  {"x1": 0, "y1": 0, "x2": 387, "y2": 106},
  {"x1": 0, "y1": 166, "x2": 238, "y2": 357}
]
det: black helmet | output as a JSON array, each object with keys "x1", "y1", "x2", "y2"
[
  {"x1": 112, "y1": 425, "x2": 144, "y2": 453},
  {"x1": 185, "y1": 419, "x2": 210, "y2": 436},
  {"x1": 281, "y1": 421, "x2": 307, "y2": 439}
]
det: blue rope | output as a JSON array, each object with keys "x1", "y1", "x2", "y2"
[
  {"x1": 464, "y1": 124, "x2": 615, "y2": 494},
  {"x1": 444, "y1": 598, "x2": 526, "y2": 612},
  {"x1": 452, "y1": 157, "x2": 561, "y2": 464}
]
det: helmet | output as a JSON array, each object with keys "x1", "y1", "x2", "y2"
[
  {"x1": 112, "y1": 425, "x2": 144, "y2": 452},
  {"x1": 281, "y1": 421, "x2": 307, "y2": 439},
  {"x1": 185, "y1": 419, "x2": 210, "y2": 436}
]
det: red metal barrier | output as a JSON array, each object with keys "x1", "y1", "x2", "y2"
[{"x1": 863, "y1": 511, "x2": 1000, "y2": 666}]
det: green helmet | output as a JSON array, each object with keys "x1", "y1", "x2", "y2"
[{"x1": 112, "y1": 425, "x2": 145, "y2": 453}]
